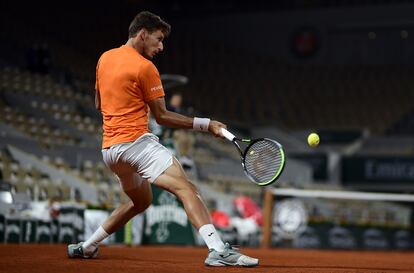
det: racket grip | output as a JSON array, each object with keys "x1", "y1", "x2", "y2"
[{"x1": 221, "y1": 128, "x2": 236, "y2": 141}]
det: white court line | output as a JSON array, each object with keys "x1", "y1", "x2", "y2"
[{"x1": 271, "y1": 188, "x2": 414, "y2": 202}]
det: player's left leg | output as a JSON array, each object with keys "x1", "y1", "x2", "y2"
[
  {"x1": 101, "y1": 173, "x2": 152, "y2": 235},
  {"x1": 68, "y1": 172, "x2": 152, "y2": 258}
]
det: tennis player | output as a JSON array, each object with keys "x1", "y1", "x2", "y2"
[{"x1": 67, "y1": 11, "x2": 258, "y2": 267}]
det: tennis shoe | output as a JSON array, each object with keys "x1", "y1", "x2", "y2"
[
  {"x1": 67, "y1": 242, "x2": 99, "y2": 259},
  {"x1": 204, "y1": 243, "x2": 259, "y2": 267}
]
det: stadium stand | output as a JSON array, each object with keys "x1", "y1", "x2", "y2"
[
  {"x1": 1, "y1": 0, "x2": 414, "y2": 209},
  {"x1": 0, "y1": 2, "x2": 414, "y2": 259}
]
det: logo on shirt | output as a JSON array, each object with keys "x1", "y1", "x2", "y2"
[{"x1": 150, "y1": 85, "x2": 163, "y2": 92}]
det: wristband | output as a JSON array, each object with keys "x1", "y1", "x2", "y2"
[{"x1": 193, "y1": 117, "x2": 210, "y2": 131}]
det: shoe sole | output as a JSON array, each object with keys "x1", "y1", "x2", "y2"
[{"x1": 205, "y1": 260, "x2": 259, "y2": 267}]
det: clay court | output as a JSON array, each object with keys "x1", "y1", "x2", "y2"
[{"x1": 1, "y1": 245, "x2": 413, "y2": 273}]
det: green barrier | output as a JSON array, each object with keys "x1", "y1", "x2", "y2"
[
  {"x1": 5, "y1": 217, "x2": 21, "y2": 243},
  {"x1": 59, "y1": 222, "x2": 75, "y2": 244},
  {"x1": 0, "y1": 214, "x2": 4, "y2": 242},
  {"x1": 59, "y1": 204, "x2": 85, "y2": 243},
  {"x1": 21, "y1": 219, "x2": 37, "y2": 243},
  {"x1": 0, "y1": 203, "x2": 85, "y2": 244},
  {"x1": 113, "y1": 224, "x2": 125, "y2": 244},
  {"x1": 125, "y1": 220, "x2": 132, "y2": 246},
  {"x1": 51, "y1": 219, "x2": 59, "y2": 243},
  {"x1": 142, "y1": 185, "x2": 194, "y2": 245},
  {"x1": 280, "y1": 221, "x2": 414, "y2": 250},
  {"x1": 37, "y1": 220, "x2": 52, "y2": 243}
]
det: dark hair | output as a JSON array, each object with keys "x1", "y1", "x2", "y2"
[{"x1": 128, "y1": 11, "x2": 171, "y2": 38}]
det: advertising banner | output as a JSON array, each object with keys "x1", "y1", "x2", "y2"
[{"x1": 342, "y1": 156, "x2": 414, "y2": 183}]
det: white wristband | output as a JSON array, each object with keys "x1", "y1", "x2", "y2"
[{"x1": 193, "y1": 117, "x2": 210, "y2": 131}]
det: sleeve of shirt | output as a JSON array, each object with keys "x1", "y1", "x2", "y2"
[{"x1": 139, "y1": 62, "x2": 165, "y2": 102}]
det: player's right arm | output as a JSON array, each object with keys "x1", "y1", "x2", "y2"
[
  {"x1": 147, "y1": 97, "x2": 225, "y2": 137},
  {"x1": 141, "y1": 62, "x2": 225, "y2": 137}
]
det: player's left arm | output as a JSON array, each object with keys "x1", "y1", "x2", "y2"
[
  {"x1": 95, "y1": 91, "x2": 101, "y2": 110},
  {"x1": 95, "y1": 58, "x2": 101, "y2": 111}
]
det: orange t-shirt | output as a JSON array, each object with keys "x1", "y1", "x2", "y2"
[{"x1": 96, "y1": 45, "x2": 165, "y2": 148}]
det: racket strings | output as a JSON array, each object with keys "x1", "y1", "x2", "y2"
[{"x1": 244, "y1": 140, "x2": 283, "y2": 183}]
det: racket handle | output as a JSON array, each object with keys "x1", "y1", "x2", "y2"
[{"x1": 221, "y1": 128, "x2": 236, "y2": 141}]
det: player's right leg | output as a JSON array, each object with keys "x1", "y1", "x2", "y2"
[{"x1": 154, "y1": 158, "x2": 259, "y2": 267}]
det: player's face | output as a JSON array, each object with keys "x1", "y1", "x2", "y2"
[{"x1": 143, "y1": 30, "x2": 165, "y2": 59}]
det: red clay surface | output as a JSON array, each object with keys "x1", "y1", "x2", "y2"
[{"x1": 0, "y1": 244, "x2": 413, "y2": 273}]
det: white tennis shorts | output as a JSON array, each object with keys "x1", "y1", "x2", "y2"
[{"x1": 102, "y1": 133, "x2": 173, "y2": 190}]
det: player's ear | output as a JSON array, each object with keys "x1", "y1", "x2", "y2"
[{"x1": 137, "y1": 29, "x2": 146, "y2": 41}]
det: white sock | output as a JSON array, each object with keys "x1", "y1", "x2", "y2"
[
  {"x1": 83, "y1": 226, "x2": 109, "y2": 252},
  {"x1": 199, "y1": 224, "x2": 225, "y2": 252}
]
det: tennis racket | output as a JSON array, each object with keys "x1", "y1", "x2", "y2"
[{"x1": 221, "y1": 128, "x2": 286, "y2": 186}]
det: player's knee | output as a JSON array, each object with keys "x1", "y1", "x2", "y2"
[
  {"x1": 130, "y1": 195, "x2": 152, "y2": 214},
  {"x1": 130, "y1": 203, "x2": 147, "y2": 215}
]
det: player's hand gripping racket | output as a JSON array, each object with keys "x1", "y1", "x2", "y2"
[{"x1": 221, "y1": 128, "x2": 286, "y2": 186}]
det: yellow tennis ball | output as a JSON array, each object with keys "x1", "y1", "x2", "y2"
[{"x1": 307, "y1": 133, "x2": 320, "y2": 147}]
